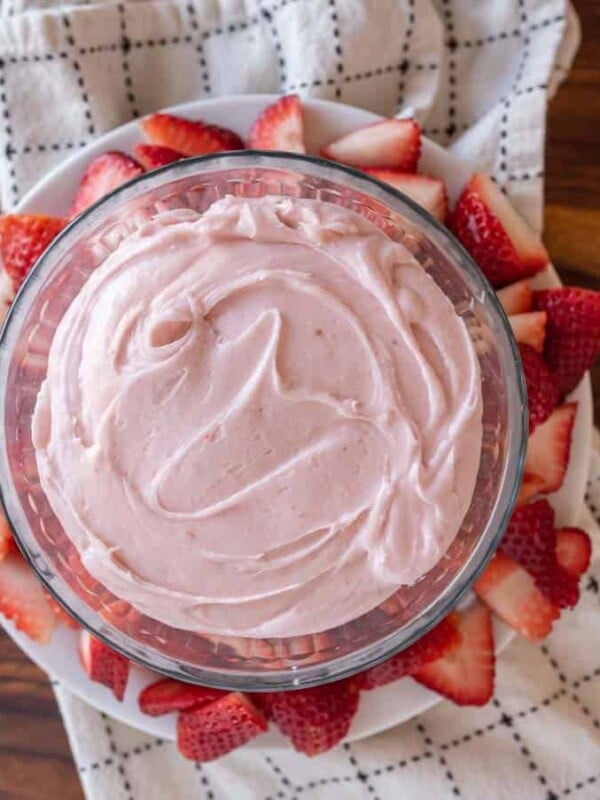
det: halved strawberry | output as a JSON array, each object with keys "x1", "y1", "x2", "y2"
[
  {"x1": 521, "y1": 403, "x2": 577, "y2": 498},
  {"x1": 412, "y1": 602, "x2": 494, "y2": 706},
  {"x1": 363, "y1": 170, "x2": 447, "y2": 221},
  {"x1": 0, "y1": 214, "x2": 66, "y2": 295},
  {"x1": 139, "y1": 678, "x2": 227, "y2": 716},
  {"x1": 248, "y1": 94, "x2": 305, "y2": 153},
  {"x1": 133, "y1": 144, "x2": 184, "y2": 171},
  {"x1": 322, "y1": 119, "x2": 421, "y2": 171},
  {"x1": 534, "y1": 288, "x2": 600, "y2": 396},
  {"x1": 70, "y1": 151, "x2": 144, "y2": 218},
  {"x1": 44, "y1": 592, "x2": 79, "y2": 629},
  {"x1": 497, "y1": 280, "x2": 533, "y2": 315},
  {"x1": 474, "y1": 552, "x2": 559, "y2": 641},
  {"x1": 509, "y1": 311, "x2": 546, "y2": 353},
  {"x1": 555, "y1": 528, "x2": 592, "y2": 579},
  {"x1": 357, "y1": 614, "x2": 461, "y2": 690},
  {"x1": 79, "y1": 630, "x2": 130, "y2": 701},
  {"x1": 265, "y1": 679, "x2": 359, "y2": 755},
  {"x1": 0, "y1": 554, "x2": 56, "y2": 643},
  {"x1": 501, "y1": 500, "x2": 578, "y2": 609},
  {"x1": 0, "y1": 514, "x2": 17, "y2": 562},
  {"x1": 140, "y1": 113, "x2": 244, "y2": 156},
  {"x1": 519, "y1": 343, "x2": 560, "y2": 433},
  {"x1": 177, "y1": 692, "x2": 267, "y2": 761},
  {"x1": 450, "y1": 173, "x2": 548, "y2": 288}
]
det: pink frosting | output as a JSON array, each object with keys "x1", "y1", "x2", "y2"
[{"x1": 32, "y1": 196, "x2": 482, "y2": 637}]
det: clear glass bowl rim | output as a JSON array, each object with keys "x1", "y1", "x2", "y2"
[{"x1": 0, "y1": 150, "x2": 527, "y2": 690}]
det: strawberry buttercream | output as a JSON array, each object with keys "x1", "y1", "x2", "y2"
[{"x1": 32, "y1": 196, "x2": 482, "y2": 637}]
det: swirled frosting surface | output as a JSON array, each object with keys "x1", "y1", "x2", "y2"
[{"x1": 32, "y1": 196, "x2": 482, "y2": 637}]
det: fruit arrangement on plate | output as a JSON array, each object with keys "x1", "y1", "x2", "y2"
[{"x1": 0, "y1": 95, "x2": 598, "y2": 762}]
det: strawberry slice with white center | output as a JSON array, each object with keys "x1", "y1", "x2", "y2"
[
  {"x1": 534, "y1": 287, "x2": 600, "y2": 396},
  {"x1": 474, "y1": 552, "x2": 559, "y2": 641},
  {"x1": 450, "y1": 173, "x2": 549, "y2": 288},
  {"x1": 139, "y1": 678, "x2": 228, "y2": 716},
  {"x1": 140, "y1": 113, "x2": 244, "y2": 156},
  {"x1": 363, "y1": 170, "x2": 447, "y2": 221},
  {"x1": 322, "y1": 118, "x2": 421, "y2": 171},
  {"x1": 79, "y1": 630, "x2": 130, "y2": 701},
  {"x1": 177, "y1": 692, "x2": 268, "y2": 761},
  {"x1": 70, "y1": 151, "x2": 144, "y2": 218},
  {"x1": 248, "y1": 94, "x2": 305, "y2": 153},
  {"x1": 520, "y1": 402, "x2": 577, "y2": 501},
  {"x1": 0, "y1": 214, "x2": 66, "y2": 298},
  {"x1": 412, "y1": 602, "x2": 495, "y2": 706},
  {"x1": 0, "y1": 553, "x2": 56, "y2": 643},
  {"x1": 133, "y1": 144, "x2": 184, "y2": 171},
  {"x1": 555, "y1": 528, "x2": 592, "y2": 578},
  {"x1": 509, "y1": 311, "x2": 547, "y2": 353},
  {"x1": 497, "y1": 280, "x2": 533, "y2": 315}
]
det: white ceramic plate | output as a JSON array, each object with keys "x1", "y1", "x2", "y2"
[{"x1": 1, "y1": 95, "x2": 592, "y2": 747}]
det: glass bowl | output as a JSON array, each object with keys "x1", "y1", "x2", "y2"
[{"x1": 0, "y1": 152, "x2": 526, "y2": 690}]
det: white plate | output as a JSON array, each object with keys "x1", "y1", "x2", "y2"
[{"x1": 2, "y1": 95, "x2": 592, "y2": 747}]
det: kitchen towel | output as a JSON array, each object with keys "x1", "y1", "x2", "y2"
[{"x1": 0, "y1": 1, "x2": 594, "y2": 798}]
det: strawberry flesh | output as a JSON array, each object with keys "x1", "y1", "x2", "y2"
[
  {"x1": 363, "y1": 169, "x2": 447, "y2": 221},
  {"x1": 412, "y1": 602, "x2": 494, "y2": 706},
  {"x1": 450, "y1": 173, "x2": 548, "y2": 288},
  {"x1": 509, "y1": 311, "x2": 546, "y2": 353},
  {"x1": 0, "y1": 214, "x2": 65, "y2": 294},
  {"x1": 534, "y1": 288, "x2": 600, "y2": 396},
  {"x1": 322, "y1": 119, "x2": 421, "y2": 171},
  {"x1": 248, "y1": 94, "x2": 305, "y2": 153},
  {"x1": 356, "y1": 614, "x2": 461, "y2": 690},
  {"x1": 497, "y1": 280, "x2": 533, "y2": 315},
  {"x1": 79, "y1": 630, "x2": 130, "y2": 701},
  {"x1": 140, "y1": 113, "x2": 244, "y2": 156},
  {"x1": 70, "y1": 151, "x2": 144, "y2": 218},
  {"x1": 134, "y1": 144, "x2": 184, "y2": 171},
  {"x1": 265, "y1": 679, "x2": 359, "y2": 755},
  {"x1": 555, "y1": 527, "x2": 592, "y2": 578},
  {"x1": 177, "y1": 692, "x2": 267, "y2": 761},
  {"x1": 519, "y1": 343, "x2": 560, "y2": 433},
  {"x1": 521, "y1": 402, "x2": 577, "y2": 499},
  {"x1": 139, "y1": 678, "x2": 227, "y2": 716},
  {"x1": 0, "y1": 514, "x2": 18, "y2": 562},
  {"x1": 0, "y1": 553, "x2": 56, "y2": 643},
  {"x1": 475, "y1": 551, "x2": 558, "y2": 641}
]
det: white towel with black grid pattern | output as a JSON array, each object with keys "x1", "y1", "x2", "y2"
[{"x1": 1, "y1": 1, "x2": 597, "y2": 799}]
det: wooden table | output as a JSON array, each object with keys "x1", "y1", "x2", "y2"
[{"x1": 1, "y1": 3, "x2": 599, "y2": 797}]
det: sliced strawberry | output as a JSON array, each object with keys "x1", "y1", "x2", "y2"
[
  {"x1": 501, "y1": 499, "x2": 579, "y2": 609},
  {"x1": 450, "y1": 173, "x2": 548, "y2": 288},
  {"x1": 139, "y1": 678, "x2": 227, "y2": 716},
  {"x1": 140, "y1": 113, "x2": 243, "y2": 156},
  {"x1": 363, "y1": 170, "x2": 447, "y2": 221},
  {"x1": 0, "y1": 514, "x2": 18, "y2": 562},
  {"x1": 0, "y1": 214, "x2": 65, "y2": 295},
  {"x1": 133, "y1": 144, "x2": 184, "y2": 171},
  {"x1": 555, "y1": 528, "x2": 592, "y2": 578},
  {"x1": 474, "y1": 551, "x2": 559, "y2": 641},
  {"x1": 509, "y1": 311, "x2": 546, "y2": 353},
  {"x1": 265, "y1": 679, "x2": 359, "y2": 755},
  {"x1": 70, "y1": 151, "x2": 144, "y2": 218},
  {"x1": 248, "y1": 94, "x2": 305, "y2": 153},
  {"x1": 0, "y1": 554, "x2": 56, "y2": 643},
  {"x1": 412, "y1": 602, "x2": 494, "y2": 706},
  {"x1": 79, "y1": 630, "x2": 130, "y2": 701},
  {"x1": 322, "y1": 119, "x2": 421, "y2": 171},
  {"x1": 356, "y1": 614, "x2": 461, "y2": 690},
  {"x1": 497, "y1": 280, "x2": 533, "y2": 315},
  {"x1": 44, "y1": 592, "x2": 79, "y2": 629},
  {"x1": 517, "y1": 474, "x2": 547, "y2": 506},
  {"x1": 519, "y1": 343, "x2": 561, "y2": 433},
  {"x1": 534, "y1": 288, "x2": 600, "y2": 396},
  {"x1": 522, "y1": 403, "x2": 577, "y2": 498},
  {"x1": 177, "y1": 692, "x2": 267, "y2": 761}
]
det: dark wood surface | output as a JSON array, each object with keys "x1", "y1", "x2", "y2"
[{"x1": 1, "y1": 2, "x2": 599, "y2": 797}]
